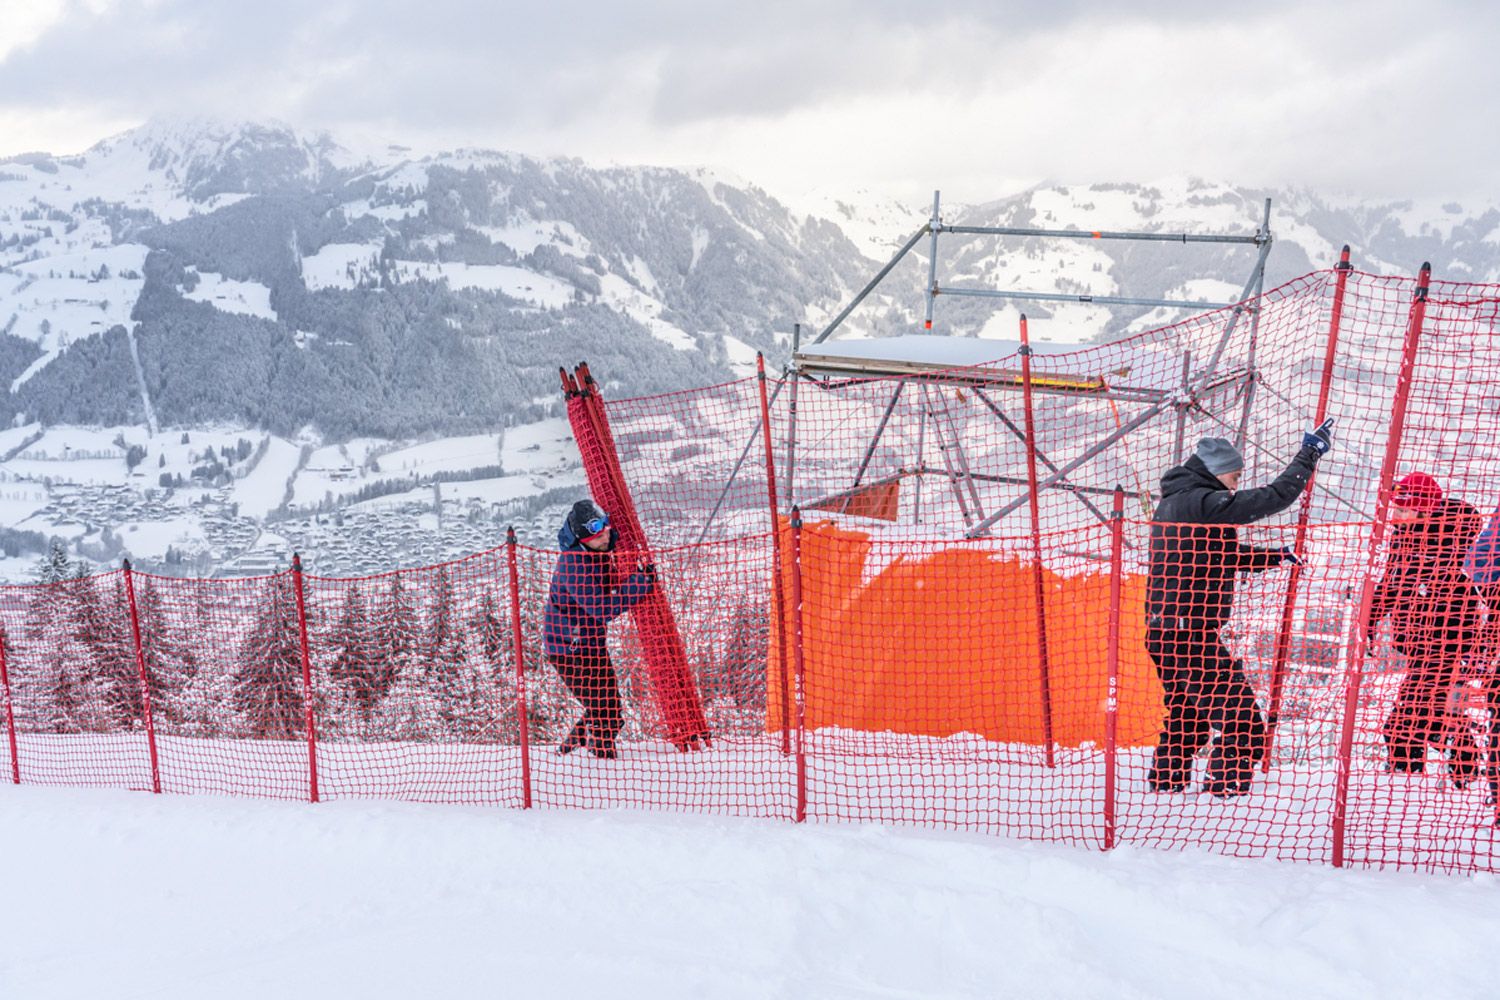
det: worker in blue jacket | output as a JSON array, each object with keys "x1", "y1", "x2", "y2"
[{"x1": 543, "y1": 499, "x2": 656, "y2": 758}]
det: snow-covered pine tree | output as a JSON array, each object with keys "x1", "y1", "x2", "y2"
[
  {"x1": 232, "y1": 575, "x2": 306, "y2": 740},
  {"x1": 372, "y1": 656, "x2": 444, "y2": 742},
  {"x1": 367, "y1": 576, "x2": 425, "y2": 739},
  {"x1": 328, "y1": 584, "x2": 385, "y2": 730},
  {"x1": 425, "y1": 571, "x2": 464, "y2": 677},
  {"x1": 11, "y1": 559, "x2": 76, "y2": 731},
  {"x1": 172, "y1": 582, "x2": 240, "y2": 740},
  {"x1": 424, "y1": 570, "x2": 478, "y2": 735},
  {"x1": 133, "y1": 576, "x2": 195, "y2": 726},
  {"x1": 44, "y1": 654, "x2": 82, "y2": 734},
  {"x1": 36, "y1": 539, "x2": 72, "y2": 585},
  {"x1": 472, "y1": 589, "x2": 506, "y2": 668},
  {"x1": 12, "y1": 553, "x2": 106, "y2": 732},
  {"x1": 68, "y1": 576, "x2": 140, "y2": 730},
  {"x1": 721, "y1": 600, "x2": 769, "y2": 712},
  {"x1": 175, "y1": 651, "x2": 236, "y2": 739}
]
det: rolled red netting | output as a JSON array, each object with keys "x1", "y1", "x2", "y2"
[{"x1": 563, "y1": 363, "x2": 710, "y2": 750}]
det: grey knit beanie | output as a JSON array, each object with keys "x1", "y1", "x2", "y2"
[{"x1": 1195, "y1": 437, "x2": 1244, "y2": 476}]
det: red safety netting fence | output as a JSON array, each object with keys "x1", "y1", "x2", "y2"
[{"x1": 2, "y1": 263, "x2": 1500, "y2": 875}]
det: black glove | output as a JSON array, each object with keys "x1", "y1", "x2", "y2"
[
  {"x1": 1302, "y1": 417, "x2": 1334, "y2": 457},
  {"x1": 1280, "y1": 545, "x2": 1302, "y2": 567}
]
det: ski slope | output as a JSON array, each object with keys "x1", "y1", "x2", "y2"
[{"x1": 0, "y1": 784, "x2": 1496, "y2": 999}]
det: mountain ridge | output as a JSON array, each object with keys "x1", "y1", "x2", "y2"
[{"x1": 0, "y1": 117, "x2": 1495, "y2": 578}]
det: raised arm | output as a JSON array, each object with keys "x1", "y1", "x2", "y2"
[{"x1": 1201, "y1": 447, "x2": 1320, "y2": 525}]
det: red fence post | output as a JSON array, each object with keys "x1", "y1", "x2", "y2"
[
  {"x1": 1331, "y1": 263, "x2": 1431, "y2": 867},
  {"x1": 121, "y1": 560, "x2": 162, "y2": 794},
  {"x1": 791, "y1": 506, "x2": 807, "y2": 823},
  {"x1": 0, "y1": 620, "x2": 19, "y2": 784},
  {"x1": 291, "y1": 554, "x2": 320, "y2": 804},
  {"x1": 758, "y1": 353, "x2": 792, "y2": 755},
  {"x1": 1019, "y1": 315, "x2": 1057, "y2": 766},
  {"x1": 1264, "y1": 247, "x2": 1353, "y2": 770},
  {"x1": 506, "y1": 528, "x2": 533, "y2": 809},
  {"x1": 1104, "y1": 487, "x2": 1124, "y2": 850}
]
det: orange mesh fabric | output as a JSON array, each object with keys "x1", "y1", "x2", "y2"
[{"x1": 768, "y1": 517, "x2": 1160, "y2": 746}]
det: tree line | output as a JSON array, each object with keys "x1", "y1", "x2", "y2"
[{"x1": 3, "y1": 542, "x2": 773, "y2": 747}]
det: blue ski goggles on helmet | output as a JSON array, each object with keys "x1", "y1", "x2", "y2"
[{"x1": 581, "y1": 513, "x2": 610, "y2": 538}]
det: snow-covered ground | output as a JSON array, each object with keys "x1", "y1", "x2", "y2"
[
  {"x1": 0, "y1": 783, "x2": 1496, "y2": 999},
  {"x1": 179, "y1": 267, "x2": 276, "y2": 320},
  {"x1": 0, "y1": 242, "x2": 150, "y2": 387},
  {"x1": 390, "y1": 259, "x2": 575, "y2": 306},
  {"x1": 300, "y1": 241, "x2": 381, "y2": 290}
]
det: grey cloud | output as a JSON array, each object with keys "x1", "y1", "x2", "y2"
[
  {"x1": 0, "y1": 0, "x2": 1324, "y2": 125},
  {"x1": 2, "y1": 0, "x2": 1499, "y2": 201}
]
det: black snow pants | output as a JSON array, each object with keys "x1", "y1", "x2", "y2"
[
  {"x1": 550, "y1": 647, "x2": 624, "y2": 753},
  {"x1": 1382, "y1": 657, "x2": 1468, "y2": 774},
  {"x1": 1146, "y1": 621, "x2": 1267, "y2": 795}
]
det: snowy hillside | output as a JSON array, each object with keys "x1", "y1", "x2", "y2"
[
  {"x1": 0, "y1": 118, "x2": 1496, "y2": 580},
  {"x1": 0, "y1": 118, "x2": 881, "y2": 578}
]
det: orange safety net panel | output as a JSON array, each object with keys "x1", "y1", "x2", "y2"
[
  {"x1": 768, "y1": 517, "x2": 1163, "y2": 747},
  {"x1": 803, "y1": 475, "x2": 904, "y2": 522}
]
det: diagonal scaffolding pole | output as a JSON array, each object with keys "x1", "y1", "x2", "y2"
[
  {"x1": 814, "y1": 228, "x2": 931, "y2": 345},
  {"x1": 966, "y1": 400, "x2": 1171, "y2": 537},
  {"x1": 851, "y1": 382, "x2": 905, "y2": 490},
  {"x1": 919, "y1": 382, "x2": 984, "y2": 526},
  {"x1": 1192, "y1": 232, "x2": 1275, "y2": 398},
  {"x1": 971, "y1": 387, "x2": 1113, "y2": 528},
  {"x1": 1234, "y1": 198, "x2": 1274, "y2": 456},
  {"x1": 693, "y1": 376, "x2": 787, "y2": 547}
]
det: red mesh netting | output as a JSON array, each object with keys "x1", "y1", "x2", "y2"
[
  {"x1": 2, "y1": 264, "x2": 1499, "y2": 875},
  {"x1": 563, "y1": 364, "x2": 710, "y2": 750}
]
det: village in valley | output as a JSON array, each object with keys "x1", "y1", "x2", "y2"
[{"x1": 0, "y1": 418, "x2": 591, "y2": 581}]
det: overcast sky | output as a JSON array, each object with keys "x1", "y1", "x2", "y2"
[{"x1": 1, "y1": 0, "x2": 1495, "y2": 206}]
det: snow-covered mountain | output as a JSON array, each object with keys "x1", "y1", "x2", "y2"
[
  {"x1": 0, "y1": 118, "x2": 1495, "y2": 579},
  {"x1": 794, "y1": 179, "x2": 1500, "y2": 344},
  {"x1": 0, "y1": 117, "x2": 875, "y2": 438}
]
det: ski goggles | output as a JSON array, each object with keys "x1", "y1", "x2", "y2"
[{"x1": 581, "y1": 513, "x2": 610, "y2": 539}]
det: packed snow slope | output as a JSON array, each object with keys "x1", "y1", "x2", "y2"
[{"x1": 0, "y1": 786, "x2": 1495, "y2": 999}]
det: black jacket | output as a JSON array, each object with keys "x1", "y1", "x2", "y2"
[
  {"x1": 1146, "y1": 448, "x2": 1319, "y2": 631},
  {"x1": 1387, "y1": 497, "x2": 1483, "y2": 574},
  {"x1": 1369, "y1": 497, "x2": 1484, "y2": 662}
]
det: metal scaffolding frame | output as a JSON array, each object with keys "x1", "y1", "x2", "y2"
[
  {"x1": 803, "y1": 191, "x2": 1273, "y2": 536},
  {"x1": 695, "y1": 191, "x2": 1278, "y2": 542}
]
